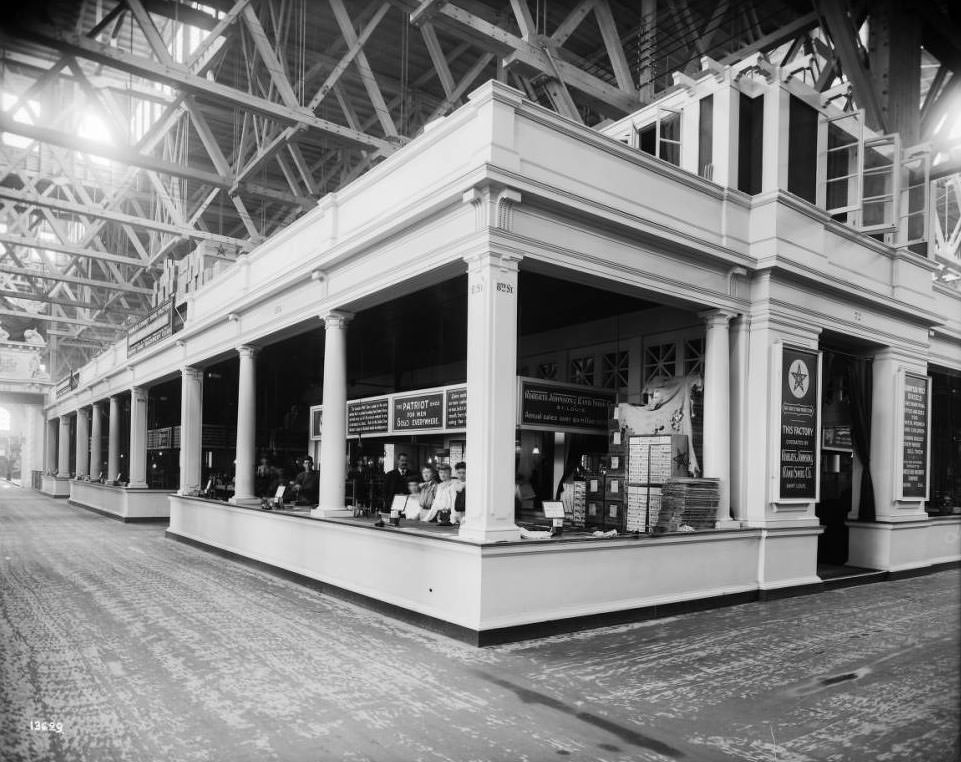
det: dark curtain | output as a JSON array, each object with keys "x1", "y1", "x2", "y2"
[{"x1": 847, "y1": 358, "x2": 876, "y2": 521}]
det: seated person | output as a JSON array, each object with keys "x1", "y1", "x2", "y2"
[
  {"x1": 291, "y1": 456, "x2": 319, "y2": 505},
  {"x1": 266, "y1": 466, "x2": 289, "y2": 503},
  {"x1": 255, "y1": 456, "x2": 273, "y2": 497},
  {"x1": 399, "y1": 477, "x2": 425, "y2": 520},
  {"x1": 418, "y1": 466, "x2": 439, "y2": 514},
  {"x1": 424, "y1": 464, "x2": 458, "y2": 523},
  {"x1": 452, "y1": 461, "x2": 467, "y2": 523}
]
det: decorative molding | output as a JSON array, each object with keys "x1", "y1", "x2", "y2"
[
  {"x1": 462, "y1": 184, "x2": 523, "y2": 232},
  {"x1": 322, "y1": 310, "x2": 353, "y2": 330}
]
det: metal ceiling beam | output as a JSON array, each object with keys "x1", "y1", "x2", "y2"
[
  {"x1": 0, "y1": 264, "x2": 153, "y2": 294},
  {"x1": 0, "y1": 234, "x2": 148, "y2": 268},
  {"x1": 0, "y1": 288, "x2": 129, "y2": 314},
  {"x1": 0, "y1": 22, "x2": 395, "y2": 153},
  {"x1": 0, "y1": 112, "x2": 228, "y2": 188},
  {"x1": 813, "y1": 0, "x2": 886, "y2": 132},
  {"x1": 407, "y1": 1, "x2": 639, "y2": 115},
  {"x1": 0, "y1": 187, "x2": 249, "y2": 249},
  {"x1": 0, "y1": 307, "x2": 120, "y2": 330}
]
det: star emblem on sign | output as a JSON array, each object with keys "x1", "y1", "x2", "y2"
[
  {"x1": 673, "y1": 448, "x2": 689, "y2": 471},
  {"x1": 789, "y1": 359, "x2": 810, "y2": 399}
]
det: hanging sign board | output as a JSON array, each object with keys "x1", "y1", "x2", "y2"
[
  {"x1": 346, "y1": 398, "x2": 389, "y2": 435},
  {"x1": 778, "y1": 346, "x2": 820, "y2": 499},
  {"x1": 393, "y1": 392, "x2": 444, "y2": 431},
  {"x1": 127, "y1": 299, "x2": 173, "y2": 356},
  {"x1": 517, "y1": 378, "x2": 613, "y2": 434},
  {"x1": 445, "y1": 386, "x2": 467, "y2": 429},
  {"x1": 822, "y1": 425, "x2": 852, "y2": 450},
  {"x1": 56, "y1": 372, "x2": 79, "y2": 398},
  {"x1": 900, "y1": 372, "x2": 930, "y2": 499}
]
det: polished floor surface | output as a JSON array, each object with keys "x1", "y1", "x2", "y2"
[{"x1": 1, "y1": 485, "x2": 959, "y2": 761}]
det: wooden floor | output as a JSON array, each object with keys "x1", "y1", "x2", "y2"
[{"x1": 1, "y1": 484, "x2": 959, "y2": 762}]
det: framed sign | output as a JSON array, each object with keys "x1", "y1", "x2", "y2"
[
  {"x1": 445, "y1": 386, "x2": 467, "y2": 429},
  {"x1": 899, "y1": 371, "x2": 930, "y2": 499},
  {"x1": 346, "y1": 397, "x2": 389, "y2": 435},
  {"x1": 822, "y1": 425, "x2": 852, "y2": 450},
  {"x1": 309, "y1": 406, "x2": 323, "y2": 440},
  {"x1": 517, "y1": 378, "x2": 613, "y2": 434},
  {"x1": 127, "y1": 299, "x2": 173, "y2": 356},
  {"x1": 393, "y1": 392, "x2": 444, "y2": 431},
  {"x1": 777, "y1": 345, "x2": 820, "y2": 500}
]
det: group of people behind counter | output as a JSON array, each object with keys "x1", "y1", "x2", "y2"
[
  {"x1": 250, "y1": 451, "x2": 465, "y2": 521},
  {"x1": 384, "y1": 453, "x2": 467, "y2": 524},
  {"x1": 253, "y1": 454, "x2": 318, "y2": 505}
]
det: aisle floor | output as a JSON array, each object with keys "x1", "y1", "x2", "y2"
[{"x1": 1, "y1": 485, "x2": 959, "y2": 762}]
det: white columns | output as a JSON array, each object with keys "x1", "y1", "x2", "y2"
[
  {"x1": 57, "y1": 416, "x2": 71, "y2": 477},
  {"x1": 711, "y1": 83, "x2": 740, "y2": 188},
  {"x1": 90, "y1": 402, "x2": 103, "y2": 479},
  {"x1": 75, "y1": 407, "x2": 89, "y2": 478},
  {"x1": 45, "y1": 418, "x2": 58, "y2": 474},
  {"x1": 700, "y1": 309, "x2": 737, "y2": 527},
  {"x1": 459, "y1": 251, "x2": 522, "y2": 543},
  {"x1": 231, "y1": 347, "x2": 258, "y2": 504},
  {"x1": 179, "y1": 367, "x2": 204, "y2": 495},
  {"x1": 314, "y1": 311, "x2": 353, "y2": 518},
  {"x1": 761, "y1": 84, "x2": 790, "y2": 193},
  {"x1": 729, "y1": 315, "x2": 749, "y2": 521},
  {"x1": 128, "y1": 387, "x2": 148, "y2": 488},
  {"x1": 107, "y1": 395, "x2": 121, "y2": 483}
]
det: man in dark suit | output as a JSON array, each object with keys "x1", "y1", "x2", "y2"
[{"x1": 383, "y1": 453, "x2": 415, "y2": 510}]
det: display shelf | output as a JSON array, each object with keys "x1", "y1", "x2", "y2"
[{"x1": 625, "y1": 484, "x2": 662, "y2": 533}]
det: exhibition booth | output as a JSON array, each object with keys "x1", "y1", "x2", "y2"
[{"x1": 40, "y1": 70, "x2": 960, "y2": 642}]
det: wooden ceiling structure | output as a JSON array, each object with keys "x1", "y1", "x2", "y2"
[{"x1": 0, "y1": 0, "x2": 958, "y2": 379}]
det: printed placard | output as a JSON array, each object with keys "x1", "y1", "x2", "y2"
[
  {"x1": 778, "y1": 346, "x2": 819, "y2": 499},
  {"x1": 901, "y1": 373, "x2": 929, "y2": 498}
]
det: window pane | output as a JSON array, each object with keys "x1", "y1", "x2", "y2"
[{"x1": 570, "y1": 357, "x2": 595, "y2": 386}]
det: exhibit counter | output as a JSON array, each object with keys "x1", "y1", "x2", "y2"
[
  {"x1": 167, "y1": 495, "x2": 824, "y2": 644},
  {"x1": 69, "y1": 481, "x2": 172, "y2": 522},
  {"x1": 847, "y1": 515, "x2": 961, "y2": 573},
  {"x1": 40, "y1": 474, "x2": 71, "y2": 498}
]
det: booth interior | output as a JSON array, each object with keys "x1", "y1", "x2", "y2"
[
  {"x1": 172, "y1": 258, "x2": 960, "y2": 544},
  {"x1": 181, "y1": 261, "x2": 730, "y2": 540},
  {"x1": 929, "y1": 365, "x2": 961, "y2": 517},
  {"x1": 145, "y1": 378, "x2": 180, "y2": 489}
]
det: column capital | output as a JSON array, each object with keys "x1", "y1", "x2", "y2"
[
  {"x1": 181, "y1": 365, "x2": 204, "y2": 380},
  {"x1": 237, "y1": 345, "x2": 260, "y2": 359},
  {"x1": 698, "y1": 308, "x2": 739, "y2": 326},
  {"x1": 463, "y1": 251, "x2": 523, "y2": 274},
  {"x1": 131, "y1": 386, "x2": 148, "y2": 403},
  {"x1": 91, "y1": 400, "x2": 103, "y2": 410},
  {"x1": 322, "y1": 310, "x2": 353, "y2": 330}
]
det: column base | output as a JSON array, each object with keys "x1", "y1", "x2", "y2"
[
  {"x1": 312, "y1": 507, "x2": 353, "y2": 518},
  {"x1": 127, "y1": 481, "x2": 148, "y2": 489},
  {"x1": 457, "y1": 522, "x2": 522, "y2": 543},
  {"x1": 714, "y1": 518, "x2": 741, "y2": 530},
  {"x1": 847, "y1": 518, "x2": 940, "y2": 571}
]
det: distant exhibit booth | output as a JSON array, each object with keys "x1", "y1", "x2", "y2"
[{"x1": 41, "y1": 67, "x2": 961, "y2": 644}]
